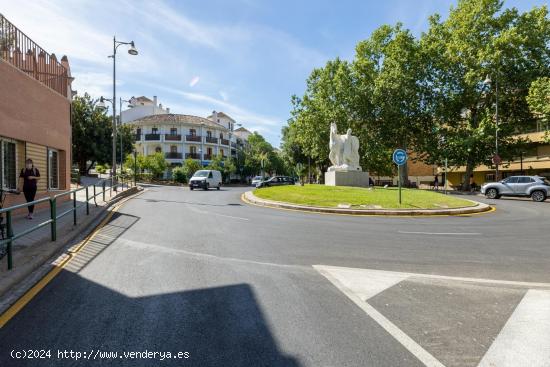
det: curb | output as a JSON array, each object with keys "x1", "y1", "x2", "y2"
[
  {"x1": 0, "y1": 187, "x2": 143, "y2": 314},
  {"x1": 242, "y1": 191, "x2": 492, "y2": 216}
]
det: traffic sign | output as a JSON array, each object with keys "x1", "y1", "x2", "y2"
[
  {"x1": 392, "y1": 149, "x2": 408, "y2": 166},
  {"x1": 492, "y1": 154, "x2": 501, "y2": 165}
]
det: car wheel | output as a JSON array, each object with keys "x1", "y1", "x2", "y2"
[
  {"x1": 486, "y1": 188, "x2": 499, "y2": 199},
  {"x1": 531, "y1": 190, "x2": 546, "y2": 202},
  {"x1": 190, "y1": 187, "x2": 193, "y2": 191},
  {"x1": 217, "y1": 184, "x2": 220, "y2": 190}
]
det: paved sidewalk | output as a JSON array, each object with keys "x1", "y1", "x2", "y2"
[{"x1": 0, "y1": 181, "x2": 138, "y2": 300}]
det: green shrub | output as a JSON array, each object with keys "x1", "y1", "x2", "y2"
[
  {"x1": 172, "y1": 167, "x2": 187, "y2": 183},
  {"x1": 95, "y1": 164, "x2": 106, "y2": 174}
]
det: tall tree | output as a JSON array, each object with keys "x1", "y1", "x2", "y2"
[
  {"x1": 420, "y1": 0, "x2": 550, "y2": 188},
  {"x1": 71, "y1": 94, "x2": 112, "y2": 174}
]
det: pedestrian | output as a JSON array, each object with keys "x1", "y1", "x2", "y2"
[
  {"x1": 17, "y1": 159, "x2": 40, "y2": 219},
  {"x1": 469, "y1": 174, "x2": 476, "y2": 192},
  {"x1": 433, "y1": 174, "x2": 439, "y2": 190}
]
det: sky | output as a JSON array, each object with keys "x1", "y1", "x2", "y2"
[{"x1": 1, "y1": 0, "x2": 547, "y2": 146}]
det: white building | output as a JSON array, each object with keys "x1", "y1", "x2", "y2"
[{"x1": 121, "y1": 96, "x2": 169, "y2": 123}]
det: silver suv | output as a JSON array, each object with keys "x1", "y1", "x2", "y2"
[{"x1": 481, "y1": 175, "x2": 550, "y2": 202}]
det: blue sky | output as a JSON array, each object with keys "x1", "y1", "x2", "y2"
[{"x1": 1, "y1": 0, "x2": 547, "y2": 146}]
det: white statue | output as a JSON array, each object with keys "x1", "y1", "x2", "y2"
[{"x1": 328, "y1": 122, "x2": 362, "y2": 172}]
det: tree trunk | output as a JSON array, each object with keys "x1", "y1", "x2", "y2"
[
  {"x1": 86, "y1": 160, "x2": 95, "y2": 175},
  {"x1": 463, "y1": 160, "x2": 474, "y2": 191}
]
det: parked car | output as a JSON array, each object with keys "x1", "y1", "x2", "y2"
[
  {"x1": 481, "y1": 175, "x2": 550, "y2": 202},
  {"x1": 251, "y1": 176, "x2": 267, "y2": 187},
  {"x1": 189, "y1": 170, "x2": 222, "y2": 190},
  {"x1": 256, "y1": 176, "x2": 295, "y2": 188}
]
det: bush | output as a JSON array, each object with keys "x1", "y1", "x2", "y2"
[
  {"x1": 95, "y1": 164, "x2": 106, "y2": 174},
  {"x1": 172, "y1": 166, "x2": 187, "y2": 183}
]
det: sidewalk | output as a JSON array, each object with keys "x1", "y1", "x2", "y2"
[{"x1": 0, "y1": 180, "x2": 139, "y2": 298}]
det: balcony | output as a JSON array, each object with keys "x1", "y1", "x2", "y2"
[
  {"x1": 165, "y1": 134, "x2": 182, "y2": 141},
  {"x1": 0, "y1": 14, "x2": 68, "y2": 96},
  {"x1": 144, "y1": 133, "x2": 161, "y2": 141},
  {"x1": 203, "y1": 154, "x2": 212, "y2": 160},
  {"x1": 186, "y1": 135, "x2": 202, "y2": 142},
  {"x1": 231, "y1": 142, "x2": 237, "y2": 148},
  {"x1": 205, "y1": 137, "x2": 218, "y2": 144},
  {"x1": 185, "y1": 153, "x2": 200, "y2": 159},
  {"x1": 135, "y1": 134, "x2": 142, "y2": 141},
  {"x1": 220, "y1": 138, "x2": 230, "y2": 146},
  {"x1": 165, "y1": 152, "x2": 183, "y2": 159}
]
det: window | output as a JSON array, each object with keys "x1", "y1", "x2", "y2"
[
  {"x1": 220, "y1": 149, "x2": 224, "y2": 157},
  {"x1": 503, "y1": 177, "x2": 519, "y2": 184},
  {"x1": 190, "y1": 146, "x2": 196, "y2": 154},
  {"x1": 152, "y1": 127, "x2": 158, "y2": 134},
  {"x1": 207, "y1": 131, "x2": 212, "y2": 138},
  {"x1": 170, "y1": 146, "x2": 177, "y2": 153},
  {"x1": 170, "y1": 128, "x2": 177, "y2": 135},
  {"x1": 1, "y1": 140, "x2": 17, "y2": 189},
  {"x1": 136, "y1": 128, "x2": 141, "y2": 136},
  {"x1": 207, "y1": 147, "x2": 212, "y2": 155},
  {"x1": 189, "y1": 129, "x2": 196, "y2": 136},
  {"x1": 517, "y1": 177, "x2": 535, "y2": 183},
  {"x1": 220, "y1": 133, "x2": 223, "y2": 139},
  {"x1": 48, "y1": 148, "x2": 59, "y2": 190}
]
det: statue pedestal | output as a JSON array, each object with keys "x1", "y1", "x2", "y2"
[{"x1": 325, "y1": 170, "x2": 370, "y2": 188}]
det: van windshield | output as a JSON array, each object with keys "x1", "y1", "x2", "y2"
[{"x1": 193, "y1": 170, "x2": 209, "y2": 177}]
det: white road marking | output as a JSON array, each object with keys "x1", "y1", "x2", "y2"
[
  {"x1": 315, "y1": 265, "x2": 550, "y2": 289},
  {"x1": 477, "y1": 289, "x2": 550, "y2": 367},
  {"x1": 186, "y1": 205, "x2": 249, "y2": 221},
  {"x1": 398, "y1": 231, "x2": 482, "y2": 236},
  {"x1": 315, "y1": 266, "x2": 445, "y2": 367}
]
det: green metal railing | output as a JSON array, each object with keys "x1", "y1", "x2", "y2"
[{"x1": 0, "y1": 175, "x2": 135, "y2": 270}]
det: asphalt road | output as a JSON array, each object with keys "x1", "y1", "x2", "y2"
[{"x1": 1, "y1": 185, "x2": 549, "y2": 366}]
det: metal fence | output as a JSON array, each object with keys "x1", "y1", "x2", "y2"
[
  {"x1": 0, "y1": 175, "x2": 136, "y2": 270},
  {"x1": 0, "y1": 13, "x2": 68, "y2": 96}
]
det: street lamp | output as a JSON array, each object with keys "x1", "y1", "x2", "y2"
[
  {"x1": 108, "y1": 36, "x2": 138, "y2": 180},
  {"x1": 483, "y1": 74, "x2": 499, "y2": 180}
]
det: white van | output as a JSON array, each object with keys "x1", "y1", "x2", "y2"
[{"x1": 189, "y1": 170, "x2": 222, "y2": 190}]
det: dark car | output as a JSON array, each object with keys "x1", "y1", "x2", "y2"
[{"x1": 256, "y1": 176, "x2": 295, "y2": 188}]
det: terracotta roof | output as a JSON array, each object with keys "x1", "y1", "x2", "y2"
[
  {"x1": 130, "y1": 114, "x2": 228, "y2": 129},
  {"x1": 234, "y1": 127, "x2": 251, "y2": 133},
  {"x1": 135, "y1": 96, "x2": 153, "y2": 102},
  {"x1": 207, "y1": 111, "x2": 235, "y2": 121}
]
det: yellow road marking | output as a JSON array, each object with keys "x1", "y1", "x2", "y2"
[
  {"x1": 0, "y1": 190, "x2": 143, "y2": 328},
  {"x1": 241, "y1": 193, "x2": 496, "y2": 218}
]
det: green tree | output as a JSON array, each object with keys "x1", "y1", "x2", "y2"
[
  {"x1": 71, "y1": 93, "x2": 112, "y2": 174},
  {"x1": 527, "y1": 77, "x2": 550, "y2": 142},
  {"x1": 116, "y1": 124, "x2": 136, "y2": 166},
  {"x1": 145, "y1": 152, "x2": 168, "y2": 179},
  {"x1": 419, "y1": 0, "x2": 550, "y2": 188},
  {"x1": 172, "y1": 166, "x2": 187, "y2": 183},
  {"x1": 182, "y1": 158, "x2": 202, "y2": 179}
]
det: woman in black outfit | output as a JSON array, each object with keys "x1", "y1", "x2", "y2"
[{"x1": 18, "y1": 159, "x2": 40, "y2": 219}]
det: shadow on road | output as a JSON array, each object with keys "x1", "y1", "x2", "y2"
[
  {"x1": 135, "y1": 197, "x2": 243, "y2": 207},
  {"x1": 0, "y1": 274, "x2": 300, "y2": 367}
]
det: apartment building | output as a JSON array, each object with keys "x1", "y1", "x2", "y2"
[{"x1": 0, "y1": 14, "x2": 74, "y2": 207}]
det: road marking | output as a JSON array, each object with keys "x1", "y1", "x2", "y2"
[
  {"x1": 0, "y1": 190, "x2": 143, "y2": 329},
  {"x1": 314, "y1": 265, "x2": 550, "y2": 289},
  {"x1": 398, "y1": 231, "x2": 482, "y2": 236},
  {"x1": 186, "y1": 205, "x2": 249, "y2": 221},
  {"x1": 315, "y1": 266, "x2": 445, "y2": 367},
  {"x1": 477, "y1": 289, "x2": 550, "y2": 367}
]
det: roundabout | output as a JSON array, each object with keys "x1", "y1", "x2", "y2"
[{"x1": 244, "y1": 185, "x2": 492, "y2": 216}]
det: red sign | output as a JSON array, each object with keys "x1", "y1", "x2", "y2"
[{"x1": 492, "y1": 154, "x2": 502, "y2": 165}]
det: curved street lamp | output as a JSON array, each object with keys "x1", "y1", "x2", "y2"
[{"x1": 108, "y1": 37, "x2": 138, "y2": 180}]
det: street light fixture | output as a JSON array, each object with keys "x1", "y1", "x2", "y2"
[{"x1": 108, "y1": 36, "x2": 138, "y2": 180}]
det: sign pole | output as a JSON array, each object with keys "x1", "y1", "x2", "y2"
[{"x1": 398, "y1": 165, "x2": 402, "y2": 205}]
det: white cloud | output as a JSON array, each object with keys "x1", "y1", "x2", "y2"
[
  {"x1": 219, "y1": 91, "x2": 229, "y2": 101},
  {"x1": 189, "y1": 76, "x2": 200, "y2": 87}
]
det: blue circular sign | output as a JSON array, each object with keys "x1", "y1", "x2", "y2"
[{"x1": 392, "y1": 149, "x2": 408, "y2": 166}]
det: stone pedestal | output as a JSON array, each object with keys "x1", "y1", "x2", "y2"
[{"x1": 325, "y1": 170, "x2": 370, "y2": 188}]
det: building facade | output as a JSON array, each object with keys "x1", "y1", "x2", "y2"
[
  {"x1": 131, "y1": 111, "x2": 247, "y2": 171},
  {"x1": 446, "y1": 126, "x2": 550, "y2": 188},
  {"x1": 0, "y1": 14, "x2": 74, "y2": 207}
]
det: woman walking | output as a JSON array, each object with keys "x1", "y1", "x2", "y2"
[{"x1": 18, "y1": 159, "x2": 40, "y2": 219}]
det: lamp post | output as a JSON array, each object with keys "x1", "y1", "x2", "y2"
[
  {"x1": 108, "y1": 37, "x2": 138, "y2": 180},
  {"x1": 483, "y1": 74, "x2": 499, "y2": 180}
]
